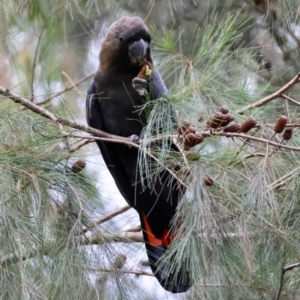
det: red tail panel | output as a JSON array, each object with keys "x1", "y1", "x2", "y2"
[{"x1": 142, "y1": 213, "x2": 172, "y2": 248}]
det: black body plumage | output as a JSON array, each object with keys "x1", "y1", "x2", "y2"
[{"x1": 86, "y1": 16, "x2": 190, "y2": 293}]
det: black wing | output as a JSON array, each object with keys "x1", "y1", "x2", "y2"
[
  {"x1": 86, "y1": 80, "x2": 135, "y2": 206},
  {"x1": 151, "y1": 70, "x2": 168, "y2": 99}
]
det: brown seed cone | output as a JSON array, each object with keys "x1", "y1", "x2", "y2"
[
  {"x1": 113, "y1": 254, "x2": 127, "y2": 269},
  {"x1": 177, "y1": 127, "x2": 183, "y2": 134},
  {"x1": 207, "y1": 112, "x2": 234, "y2": 129},
  {"x1": 274, "y1": 115, "x2": 288, "y2": 133},
  {"x1": 187, "y1": 126, "x2": 196, "y2": 134},
  {"x1": 71, "y1": 160, "x2": 86, "y2": 173},
  {"x1": 223, "y1": 123, "x2": 241, "y2": 133},
  {"x1": 181, "y1": 120, "x2": 192, "y2": 130},
  {"x1": 204, "y1": 176, "x2": 214, "y2": 186},
  {"x1": 184, "y1": 127, "x2": 196, "y2": 136},
  {"x1": 194, "y1": 133, "x2": 204, "y2": 145},
  {"x1": 184, "y1": 132, "x2": 197, "y2": 147},
  {"x1": 218, "y1": 106, "x2": 229, "y2": 114},
  {"x1": 223, "y1": 114, "x2": 234, "y2": 122},
  {"x1": 239, "y1": 117, "x2": 257, "y2": 133},
  {"x1": 282, "y1": 128, "x2": 293, "y2": 140}
]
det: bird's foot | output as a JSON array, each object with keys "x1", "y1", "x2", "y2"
[
  {"x1": 129, "y1": 134, "x2": 140, "y2": 143},
  {"x1": 132, "y1": 77, "x2": 148, "y2": 96}
]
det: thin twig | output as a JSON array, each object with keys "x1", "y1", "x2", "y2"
[
  {"x1": 122, "y1": 225, "x2": 141, "y2": 232},
  {"x1": 243, "y1": 153, "x2": 266, "y2": 160},
  {"x1": 69, "y1": 138, "x2": 94, "y2": 153},
  {"x1": 62, "y1": 70, "x2": 85, "y2": 99},
  {"x1": 1, "y1": 228, "x2": 271, "y2": 267},
  {"x1": 32, "y1": 71, "x2": 95, "y2": 107},
  {"x1": 212, "y1": 131, "x2": 300, "y2": 152},
  {"x1": 173, "y1": 137, "x2": 189, "y2": 165},
  {"x1": 79, "y1": 231, "x2": 144, "y2": 245},
  {"x1": 143, "y1": 0, "x2": 155, "y2": 22},
  {"x1": 83, "y1": 205, "x2": 132, "y2": 232},
  {"x1": 261, "y1": 123, "x2": 300, "y2": 128},
  {"x1": 282, "y1": 93, "x2": 300, "y2": 107},
  {"x1": 0, "y1": 231, "x2": 144, "y2": 266},
  {"x1": 150, "y1": 129, "x2": 300, "y2": 152},
  {"x1": 70, "y1": 133, "x2": 188, "y2": 188},
  {"x1": 285, "y1": 98, "x2": 290, "y2": 122},
  {"x1": 237, "y1": 73, "x2": 300, "y2": 114},
  {"x1": 267, "y1": 165, "x2": 300, "y2": 190},
  {"x1": 30, "y1": 5, "x2": 65, "y2": 102},
  {"x1": 98, "y1": 268, "x2": 154, "y2": 277},
  {"x1": 283, "y1": 262, "x2": 300, "y2": 272},
  {"x1": 0, "y1": 247, "x2": 42, "y2": 266},
  {"x1": 275, "y1": 262, "x2": 300, "y2": 300}
]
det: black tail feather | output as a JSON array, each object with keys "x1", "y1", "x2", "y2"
[{"x1": 140, "y1": 213, "x2": 191, "y2": 293}]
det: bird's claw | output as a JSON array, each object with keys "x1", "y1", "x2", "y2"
[
  {"x1": 129, "y1": 134, "x2": 140, "y2": 143},
  {"x1": 132, "y1": 77, "x2": 148, "y2": 96}
]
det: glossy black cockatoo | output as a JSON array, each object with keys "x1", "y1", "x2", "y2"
[{"x1": 86, "y1": 16, "x2": 191, "y2": 293}]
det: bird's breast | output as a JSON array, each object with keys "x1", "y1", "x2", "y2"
[{"x1": 96, "y1": 74, "x2": 147, "y2": 137}]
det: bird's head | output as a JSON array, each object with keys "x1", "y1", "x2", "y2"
[{"x1": 99, "y1": 16, "x2": 152, "y2": 73}]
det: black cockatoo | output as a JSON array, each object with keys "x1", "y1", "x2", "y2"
[{"x1": 86, "y1": 16, "x2": 190, "y2": 293}]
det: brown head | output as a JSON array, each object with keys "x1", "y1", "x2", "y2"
[{"x1": 99, "y1": 16, "x2": 153, "y2": 73}]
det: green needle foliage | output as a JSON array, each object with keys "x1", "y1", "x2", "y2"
[
  {"x1": 1, "y1": 1, "x2": 300, "y2": 299},
  {"x1": 139, "y1": 10, "x2": 300, "y2": 300}
]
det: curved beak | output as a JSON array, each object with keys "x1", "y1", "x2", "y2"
[{"x1": 128, "y1": 38, "x2": 148, "y2": 64}]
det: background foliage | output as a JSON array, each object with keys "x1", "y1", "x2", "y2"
[{"x1": 1, "y1": 0, "x2": 300, "y2": 299}]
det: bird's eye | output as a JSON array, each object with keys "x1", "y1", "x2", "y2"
[{"x1": 119, "y1": 36, "x2": 124, "y2": 42}]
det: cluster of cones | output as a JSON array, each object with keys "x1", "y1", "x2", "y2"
[
  {"x1": 273, "y1": 115, "x2": 292, "y2": 141},
  {"x1": 206, "y1": 106, "x2": 258, "y2": 134},
  {"x1": 205, "y1": 107, "x2": 292, "y2": 141},
  {"x1": 175, "y1": 108, "x2": 294, "y2": 186},
  {"x1": 177, "y1": 120, "x2": 203, "y2": 149}
]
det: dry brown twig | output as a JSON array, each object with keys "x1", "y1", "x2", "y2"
[
  {"x1": 3, "y1": 84, "x2": 300, "y2": 155},
  {"x1": 0, "y1": 86, "x2": 129, "y2": 141},
  {"x1": 70, "y1": 133, "x2": 188, "y2": 188},
  {"x1": 31, "y1": 71, "x2": 95, "y2": 107},
  {"x1": 82, "y1": 204, "x2": 132, "y2": 232},
  {"x1": 96, "y1": 268, "x2": 154, "y2": 277},
  {"x1": 0, "y1": 230, "x2": 144, "y2": 267},
  {"x1": 275, "y1": 262, "x2": 300, "y2": 300},
  {"x1": 281, "y1": 93, "x2": 300, "y2": 107},
  {"x1": 30, "y1": 5, "x2": 65, "y2": 102},
  {"x1": 237, "y1": 73, "x2": 300, "y2": 115}
]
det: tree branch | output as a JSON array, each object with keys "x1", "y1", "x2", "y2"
[
  {"x1": 0, "y1": 231, "x2": 144, "y2": 266},
  {"x1": 0, "y1": 86, "x2": 129, "y2": 141},
  {"x1": 236, "y1": 73, "x2": 300, "y2": 115},
  {"x1": 79, "y1": 231, "x2": 143, "y2": 245},
  {"x1": 70, "y1": 133, "x2": 188, "y2": 188},
  {"x1": 82, "y1": 204, "x2": 132, "y2": 232},
  {"x1": 275, "y1": 262, "x2": 300, "y2": 300},
  {"x1": 96, "y1": 268, "x2": 154, "y2": 277},
  {"x1": 267, "y1": 166, "x2": 300, "y2": 190},
  {"x1": 281, "y1": 94, "x2": 300, "y2": 107}
]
